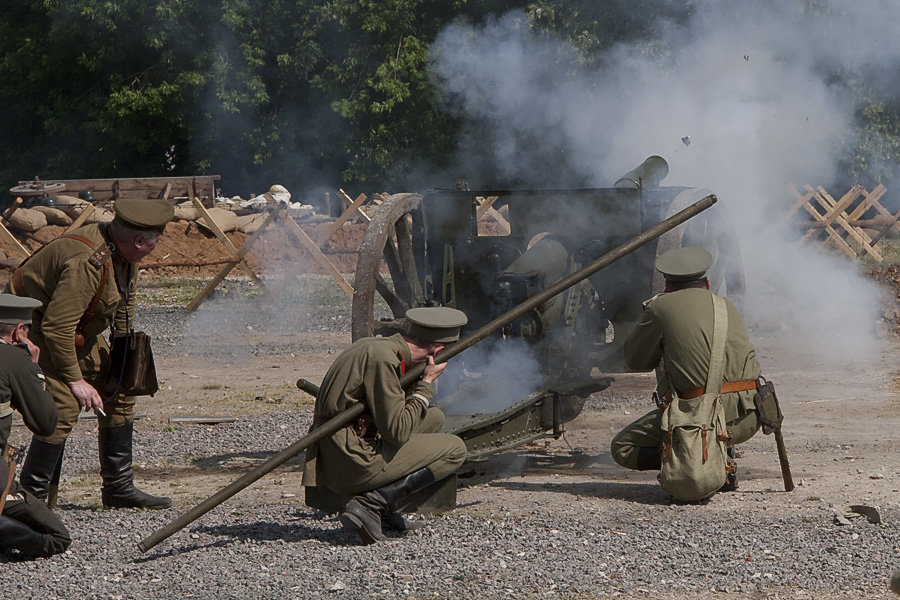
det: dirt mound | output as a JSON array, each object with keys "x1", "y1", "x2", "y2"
[{"x1": 0, "y1": 219, "x2": 366, "y2": 286}]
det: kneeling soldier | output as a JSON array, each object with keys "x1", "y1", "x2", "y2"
[
  {"x1": 611, "y1": 247, "x2": 764, "y2": 497},
  {"x1": 303, "y1": 307, "x2": 469, "y2": 544},
  {"x1": 0, "y1": 294, "x2": 71, "y2": 558}
]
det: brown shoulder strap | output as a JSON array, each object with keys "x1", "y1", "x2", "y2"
[{"x1": 10, "y1": 231, "x2": 112, "y2": 332}]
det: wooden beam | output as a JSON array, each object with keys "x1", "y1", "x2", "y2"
[
  {"x1": 317, "y1": 192, "x2": 368, "y2": 246},
  {"x1": 279, "y1": 216, "x2": 354, "y2": 299},
  {"x1": 65, "y1": 203, "x2": 96, "y2": 233},
  {"x1": 338, "y1": 188, "x2": 371, "y2": 223},
  {"x1": 185, "y1": 206, "x2": 285, "y2": 311},
  {"x1": 0, "y1": 220, "x2": 30, "y2": 258}
]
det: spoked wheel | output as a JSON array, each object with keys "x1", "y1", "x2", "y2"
[
  {"x1": 351, "y1": 193, "x2": 427, "y2": 341},
  {"x1": 652, "y1": 188, "x2": 747, "y2": 307}
]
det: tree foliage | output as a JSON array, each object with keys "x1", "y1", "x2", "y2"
[{"x1": 1, "y1": 0, "x2": 898, "y2": 197}]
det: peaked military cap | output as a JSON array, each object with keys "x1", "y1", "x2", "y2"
[
  {"x1": 0, "y1": 293, "x2": 41, "y2": 325},
  {"x1": 113, "y1": 199, "x2": 174, "y2": 232},
  {"x1": 655, "y1": 247, "x2": 713, "y2": 281},
  {"x1": 405, "y1": 307, "x2": 468, "y2": 343}
]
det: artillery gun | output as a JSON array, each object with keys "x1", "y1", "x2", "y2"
[{"x1": 347, "y1": 156, "x2": 744, "y2": 465}]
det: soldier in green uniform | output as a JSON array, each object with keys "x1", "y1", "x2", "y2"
[
  {"x1": 0, "y1": 294, "x2": 71, "y2": 558},
  {"x1": 303, "y1": 307, "x2": 469, "y2": 544},
  {"x1": 7, "y1": 199, "x2": 174, "y2": 509},
  {"x1": 610, "y1": 247, "x2": 761, "y2": 490}
]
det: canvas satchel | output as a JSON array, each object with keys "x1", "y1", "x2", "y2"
[{"x1": 659, "y1": 294, "x2": 730, "y2": 501}]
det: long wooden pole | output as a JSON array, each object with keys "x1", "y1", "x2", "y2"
[{"x1": 137, "y1": 194, "x2": 717, "y2": 553}]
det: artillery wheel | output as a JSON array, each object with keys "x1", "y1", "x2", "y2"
[
  {"x1": 653, "y1": 188, "x2": 746, "y2": 307},
  {"x1": 351, "y1": 193, "x2": 427, "y2": 341}
]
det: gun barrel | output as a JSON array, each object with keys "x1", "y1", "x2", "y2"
[{"x1": 137, "y1": 192, "x2": 717, "y2": 554}]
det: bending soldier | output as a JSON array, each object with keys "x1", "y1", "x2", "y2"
[
  {"x1": 303, "y1": 307, "x2": 469, "y2": 544},
  {"x1": 610, "y1": 247, "x2": 763, "y2": 495},
  {"x1": 0, "y1": 294, "x2": 71, "y2": 558},
  {"x1": 7, "y1": 199, "x2": 173, "y2": 509}
]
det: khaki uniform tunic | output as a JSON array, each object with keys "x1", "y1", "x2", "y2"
[
  {"x1": 6, "y1": 223, "x2": 137, "y2": 442},
  {"x1": 303, "y1": 334, "x2": 467, "y2": 496},
  {"x1": 611, "y1": 288, "x2": 761, "y2": 470},
  {"x1": 0, "y1": 340, "x2": 71, "y2": 556}
]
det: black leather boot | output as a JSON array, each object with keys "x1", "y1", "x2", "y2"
[
  {"x1": 339, "y1": 467, "x2": 435, "y2": 544},
  {"x1": 47, "y1": 441, "x2": 65, "y2": 509},
  {"x1": 19, "y1": 438, "x2": 65, "y2": 502},
  {"x1": 0, "y1": 515, "x2": 50, "y2": 559},
  {"x1": 99, "y1": 422, "x2": 171, "y2": 509},
  {"x1": 636, "y1": 446, "x2": 662, "y2": 471}
]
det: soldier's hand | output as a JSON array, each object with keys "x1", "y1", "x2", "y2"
[
  {"x1": 421, "y1": 356, "x2": 447, "y2": 384},
  {"x1": 68, "y1": 379, "x2": 104, "y2": 413}
]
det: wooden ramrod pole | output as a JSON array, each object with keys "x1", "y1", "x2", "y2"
[{"x1": 137, "y1": 193, "x2": 717, "y2": 553}]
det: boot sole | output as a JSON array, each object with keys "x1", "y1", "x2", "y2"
[{"x1": 339, "y1": 512, "x2": 384, "y2": 544}]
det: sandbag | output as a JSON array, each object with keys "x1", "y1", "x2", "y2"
[
  {"x1": 7, "y1": 207, "x2": 47, "y2": 232},
  {"x1": 196, "y1": 207, "x2": 238, "y2": 233},
  {"x1": 85, "y1": 207, "x2": 115, "y2": 224},
  {"x1": 33, "y1": 205, "x2": 74, "y2": 226},
  {"x1": 173, "y1": 201, "x2": 201, "y2": 221},
  {"x1": 52, "y1": 195, "x2": 92, "y2": 218},
  {"x1": 237, "y1": 213, "x2": 267, "y2": 234}
]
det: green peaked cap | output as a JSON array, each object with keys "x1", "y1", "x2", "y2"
[
  {"x1": 114, "y1": 199, "x2": 174, "y2": 232},
  {"x1": 0, "y1": 293, "x2": 40, "y2": 325},
  {"x1": 655, "y1": 247, "x2": 713, "y2": 281},
  {"x1": 405, "y1": 307, "x2": 468, "y2": 343}
]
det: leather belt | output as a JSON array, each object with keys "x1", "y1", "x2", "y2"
[{"x1": 678, "y1": 379, "x2": 758, "y2": 400}]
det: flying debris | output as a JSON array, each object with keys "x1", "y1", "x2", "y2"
[{"x1": 682, "y1": 136, "x2": 691, "y2": 146}]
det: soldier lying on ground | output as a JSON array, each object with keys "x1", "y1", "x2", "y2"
[
  {"x1": 303, "y1": 307, "x2": 469, "y2": 544},
  {"x1": 0, "y1": 294, "x2": 71, "y2": 559}
]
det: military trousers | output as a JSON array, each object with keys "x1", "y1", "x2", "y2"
[
  {"x1": 2, "y1": 482, "x2": 72, "y2": 557},
  {"x1": 31, "y1": 331, "x2": 135, "y2": 444},
  {"x1": 326, "y1": 407, "x2": 467, "y2": 496},
  {"x1": 610, "y1": 394, "x2": 759, "y2": 471}
]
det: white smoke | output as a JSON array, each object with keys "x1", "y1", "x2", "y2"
[{"x1": 430, "y1": 3, "x2": 897, "y2": 367}]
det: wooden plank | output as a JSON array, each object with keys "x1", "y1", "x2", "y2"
[
  {"x1": 190, "y1": 196, "x2": 276, "y2": 302},
  {"x1": 482, "y1": 206, "x2": 511, "y2": 234},
  {"x1": 280, "y1": 217, "x2": 355, "y2": 299},
  {"x1": 0, "y1": 220, "x2": 30, "y2": 258},
  {"x1": 28, "y1": 176, "x2": 220, "y2": 193},
  {"x1": 475, "y1": 196, "x2": 499, "y2": 220},
  {"x1": 65, "y1": 203, "x2": 96, "y2": 232},
  {"x1": 869, "y1": 207, "x2": 900, "y2": 246},
  {"x1": 185, "y1": 206, "x2": 285, "y2": 311},
  {"x1": 338, "y1": 188, "x2": 371, "y2": 223},
  {"x1": 317, "y1": 192, "x2": 368, "y2": 246},
  {"x1": 810, "y1": 186, "x2": 883, "y2": 261},
  {"x1": 157, "y1": 183, "x2": 172, "y2": 202},
  {"x1": 801, "y1": 202, "x2": 856, "y2": 258}
]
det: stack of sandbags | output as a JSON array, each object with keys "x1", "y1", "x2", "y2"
[
  {"x1": 33, "y1": 205, "x2": 73, "y2": 226},
  {"x1": 236, "y1": 213, "x2": 268, "y2": 234},
  {"x1": 196, "y1": 207, "x2": 238, "y2": 233},
  {"x1": 173, "y1": 200, "x2": 201, "y2": 221},
  {"x1": 52, "y1": 195, "x2": 92, "y2": 219}
]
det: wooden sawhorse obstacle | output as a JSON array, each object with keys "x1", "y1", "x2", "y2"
[
  {"x1": 185, "y1": 193, "x2": 365, "y2": 311},
  {"x1": 785, "y1": 184, "x2": 896, "y2": 262}
]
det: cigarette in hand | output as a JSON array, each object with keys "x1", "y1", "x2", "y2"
[{"x1": 96, "y1": 407, "x2": 106, "y2": 417}]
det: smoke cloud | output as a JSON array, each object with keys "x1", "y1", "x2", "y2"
[{"x1": 430, "y1": 2, "x2": 898, "y2": 367}]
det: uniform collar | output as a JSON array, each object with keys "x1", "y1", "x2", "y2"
[{"x1": 391, "y1": 333, "x2": 413, "y2": 365}]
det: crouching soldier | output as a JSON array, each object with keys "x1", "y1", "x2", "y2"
[
  {"x1": 611, "y1": 248, "x2": 766, "y2": 501},
  {"x1": 0, "y1": 294, "x2": 71, "y2": 558},
  {"x1": 303, "y1": 307, "x2": 469, "y2": 544}
]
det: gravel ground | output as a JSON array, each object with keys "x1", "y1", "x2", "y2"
[{"x1": 4, "y1": 281, "x2": 899, "y2": 599}]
